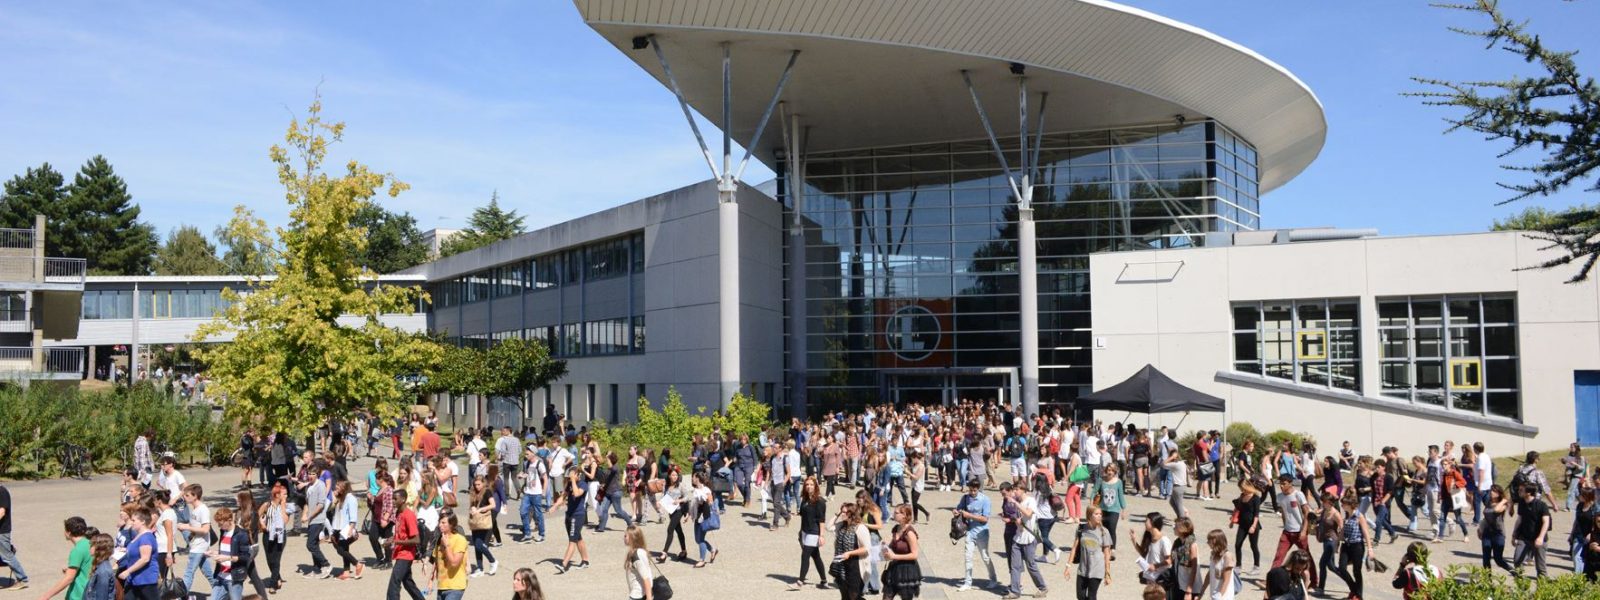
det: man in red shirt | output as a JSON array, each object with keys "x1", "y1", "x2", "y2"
[
  {"x1": 416, "y1": 424, "x2": 441, "y2": 461},
  {"x1": 385, "y1": 490, "x2": 425, "y2": 600}
]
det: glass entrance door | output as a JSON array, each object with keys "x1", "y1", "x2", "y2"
[{"x1": 886, "y1": 370, "x2": 1013, "y2": 407}]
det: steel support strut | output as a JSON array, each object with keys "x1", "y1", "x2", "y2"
[
  {"x1": 962, "y1": 68, "x2": 1047, "y2": 417},
  {"x1": 650, "y1": 36, "x2": 799, "y2": 410},
  {"x1": 780, "y1": 103, "x2": 809, "y2": 419}
]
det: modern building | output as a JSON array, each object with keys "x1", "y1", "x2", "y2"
[
  {"x1": 0, "y1": 215, "x2": 86, "y2": 384},
  {"x1": 59, "y1": 274, "x2": 427, "y2": 381},
  {"x1": 401, "y1": 0, "x2": 1329, "y2": 424},
  {"x1": 1090, "y1": 229, "x2": 1594, "y2": 453},
  {"x1": 422, "y1": 228, "x2": 461, "y2": 259}
]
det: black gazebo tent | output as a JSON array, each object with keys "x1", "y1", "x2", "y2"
[{"x1": 1077, "y1": 364, "x2": 1225, "y2": 414}]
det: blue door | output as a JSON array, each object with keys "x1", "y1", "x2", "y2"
[{"x1": 1576, "y1": 371, "x2": 1600, "y2": 446}]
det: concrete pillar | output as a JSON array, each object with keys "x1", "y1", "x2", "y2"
[
  {"x1": 785, "y1": 114, "x2": 808, "y2": 419},
  {"x1": 718, "y1": 183, "x2": 741, "y2": 409},
  {"x1": 86, "y1": 345, "x2": 96, "y2": 380},
  {"x1": 1018, "y1": 184, "x2": 1041, "y2": 417},
  {"x1": 32, "y1": 214, "x2": 45, "y2": 283}
]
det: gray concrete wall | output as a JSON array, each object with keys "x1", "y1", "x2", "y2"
[{"x1": 1089, "y1": 231, "x2": 1599, "y2": 458}]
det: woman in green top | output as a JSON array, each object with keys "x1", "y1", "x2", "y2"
[{"x1": 1091, "y1": 465, "x2": 1127, "y2": 550}]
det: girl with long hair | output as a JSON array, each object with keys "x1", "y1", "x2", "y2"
[
  {"x1": 1066, "y1": 506, "x2": 1113, "y2": 600},
  {"x1": 1232, "y1": 479, "x2": 1263, "y2": 575},
  {"x1": 1330, "y1": 494, "x2": 1372, "y2": 600},
  {"x1": 330, "y1": 480, "x2": 364, "y2": 580},
  {"x1": 1198, "y1": 529, "x2": 1237, "y2": 600},
  {"x1": 855, "y1": 488, "x2": 887, "y2": 594},
  {"x1": 467, "y1": 476, "x2": 500, "y2": 576},
  {"x1": 622, "y1": 526, "x2": 655, "y2": 600},
  {"x1": 233, "y1": 490, "x2": 270, "y2": 598},
  {"x1": 486, "y1": 463, "x2": 506, "y2": 546},
  {"x1": 1391, "y1": 542, "x2": 1439, "y2": 600},
  {"x1": 258, "y1": 482, "x2": 290, "y2": 592},
  {"x1": 369, "y1": 470, "x2": 396, "y2": 568},
  {"x1": 1478, "y1": 484, "x2": 1514, "y2": 570},
  {"x1": 1265, "y1": 548, "x2": 1311, "y2": 600},
  {"x1": 830, "y1": 503, "x2": 866, "y2": 600},
  {"x1": 1312, "y1": 491, "x2": 1343, "y2": 596},
  {"x1": 908, "y1": 453, "x2": 930, "y2": 524},
  {"x1": 1131, "y1": 513, "x2": 1171, "y2": 586},
  {"x1": 86, "y1": 533, "x2": 115, "y2": 600},
  {"x1": 790, "y1": 477, "x2": 828, "y2": 590},
  {"x1": 882, "y1": 504, "x2": 922, "y2": 600},
  {"x1": 1172, "y1": 517, "x2": 1199, "y2": 600},
  {"x1": 691, "y1": 471, "x2": 720, "y2": 568},
  {"x1": 655, "y1": 468, "x2": 689, "y2": 563},
  {"x1": 511, "y1": 567, "x2": 545, "y2": 600}
]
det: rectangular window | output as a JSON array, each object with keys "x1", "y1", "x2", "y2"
[
  {"x1": 534, "y1": 255, "x2": 561, "y2": 289},
  {"x1": 1232, "y1": 297, "x2": 1359, "y2": 392},
  {"x1": 609, "y1": 384, "x2": 619, "y2": 425},
  {"x1": 637, "y1": 384, "x2": 647, "y2": 405},
  {"x1": 587, "y1": 384, "x2": 596, "y2": 424},
  {"x1": 1376, "y1": 294, "x2": 1519, "y2": 420}
]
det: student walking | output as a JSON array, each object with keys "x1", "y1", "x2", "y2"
[
  {"x1": 258, "y1": 483, "x2": 291, "y2": 592},
  {"x1": 519, "y1": 445, "x2": 549, "y2": 544},
  {"x1": 655, "y1": 470, "x2": 689, "y2": 563},
  {"x1": 954, "y1": 479, "x2": 998, "y2": 591},
  {"x1": 467, "y1": 477, "x2": 500, "y2": 577},
  {"x1": 116, "y1": 509, "x2": 160, "y2": 600},
  {"x1": 1328, "y1": 495, "x2": 1372, "y2": 599},
  {"x1": 1066, "y1": 506, "x2": 1113, "y2": 600},
  {"x1": 1478, "y1": 485, "x2": 1514, "y2": 570},
  {"x1": 231, "y1": 491, "x2": 271, "y2": 599},
  {"x1": 1232, "y1": 480, "x2": 1264, "y2": 574},
  {"x1": 882, "y1": 504, "x2": 922, "y2": 600},
  {"x1": 369, "y1": 472, "x2": 397, "y2": 567},
  {"x1": 1000, "y1": 482, "x2": 1048, "y2": 599},
  {"x1": 35, "y1": 517, "x2": 90, "y2": 600},
  {"x1": 691, "y1": 472, "x2": 721, "y2": 569},
  {"x1": 177, "y1": 484, "x2": 219, "y2": 596},
  {"x1": 385, "y1": 490, "x2": 426, "y2": 600},
  {"x1": 433, "y1": 514, "x2": 468, "y2": 600},
  {"x1": 551, "y1": 469, "x2": 591, "y2": 574},
  {"x1": 85, "y1": 534, "x2": 114, "y2": 600},
  {"x1": 1511, "y1": 484, "x2": 1552, "y2": 578},
  {"x1": 622, "y1": 526, "x2": 655, "y2": 600},
  {"x1": 206, "y1": 507, "x2": 252, "y2": 600},
  {"x1": 329, "y1": 481, "x2": 364, "y2": 580},
  {"x1": 301, "y1": 461, "x2": 332, "y2": 578},
  {"x1": 1270, "y1": 474, "x2": 1318, "y2": 589},
  {"x1": 790, "y1": 477, "x2": 828, "y2": 590},
  {"x1": 830, "y1": 503, "x2": 867, "y2": 600}
]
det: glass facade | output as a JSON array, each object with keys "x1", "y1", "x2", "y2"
[
  {"x1": 1232, "y1": 299, "x2": 1360, "y2": 392},
  {"x1": 432, "y1": 231, "x2": 646, "y2": 359},
  {"x1": 1378, "y1": 295, "x2": 1519, "y2": 420},
  {"x1": 780, "y1": 120, "x2": 1257, "y2": 408}
]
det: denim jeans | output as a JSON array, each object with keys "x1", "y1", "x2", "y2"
[
  {"x1": 1480, "y1": 531, "x2": 1510, "y2": 570},
  {"x1": 1576, "y1": 539, "x2": 1588, "y2": 575},
  {"x1": 209, "y1": 579, "x2": 243, "y2": 600},
  {"x1": 437, "y1": 590, "x2": 463, "y2": 600},
  {"x1": 1159, "y1": 467, "x2": 1172, "y2": 497},
  {"x1": 184, "y1": 553, "x2": 217, "y2": 596},
  {"x1": 0, "y1": 532, "x2": 27, "y2": 583},
  {"x1": 694, "y1": 526, "x2": 714, "y2": 561},
  {"x1": 596, "y1": 491, "x2": 634, "y2": 531},
  {"x1": 519, "y1": 493, "x2": 546, "y2": 539},
  {"x1": 962, "y1": 528, "x2": 997, "y2": 586},
  {"x1": 1374, "y1": 503, "x2": 1395, "y2": 539},
  {"x1": 305, "y1": 524, "x2": 330, "y2": 570}
]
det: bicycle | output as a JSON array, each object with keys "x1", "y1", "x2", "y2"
[{"x1": 57, "y1": 444, "x2": 91, "y2": 479}]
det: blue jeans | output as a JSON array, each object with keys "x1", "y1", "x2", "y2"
[
  {"x1": 1036, "y1": 519, "x2": 1056, "y2": 555},
  {"x1": 596, "y1": 491, "x2": 633, "y2": 531},
  {"x1": 1576, "y1": 539, "x2": 1589, "y2": 574},
  {"x1": 957, "y1": 459, "x2": 969, "y2": 485},
  {"x1": 184, "y1": 553, "x2": 217, "y2": 596},
  {"x1": 519, "y1": 494, "x2": 546, "y2": 539},
  {"x1": 1374, "y1": 503, "x2": 1395, "y2": 539},
  {"x1": 437, "y1": 589, "x2": 463, "y2": 600},
  {"x1": 962, "y1": 528, "x2": 997, "y2": 586},
  {"x1": 0, "y1": 532, "x2": 27, "y2": 583},
  {"x1": 694, "y1": 526, "x2": 714, "y2": 561},
  {"x1": 1159, "y1": 467, "x2": 1172, "y2": 497},
  {"x1": 210, "y1": 579, "x2": 243, "y2": 600}
]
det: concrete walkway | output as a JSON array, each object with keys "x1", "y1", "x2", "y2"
[{"x1": 0, "y1": 455, "x2": 1581, "y2": 599}]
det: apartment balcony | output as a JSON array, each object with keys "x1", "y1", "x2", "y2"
[
  {"x1": 0, "y1": 254, "x2": 87, "y2": 290},
  {"x1": 0, "y1": 346, "x2": 84, "y2": 381}
]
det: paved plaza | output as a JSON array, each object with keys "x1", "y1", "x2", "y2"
[{"x1": 0, "y1": 454, "x2": 1584, "y2": 600}]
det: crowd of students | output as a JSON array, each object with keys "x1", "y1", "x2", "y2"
[{"x1": 12, "y1": 401, "x2": 1600, "y2": 600}]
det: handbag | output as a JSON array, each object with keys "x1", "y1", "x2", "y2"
[
  {"x1": 651, "y1": 574, "x2": 674, "y2": 600},
  {"x1": 1200, "y1": 462, "x2": 1216, "y2": 477},
  {"x1": 469, "y1": 508, "x2": 493, "y2": 531},
  {"x1": 949, "y1": 514, "x2": 968, "y2": 542},
  {"x1": 1068, "y1": 465, "x2": 1090, "y2": 484},
  {"x1": 157, "y1": 576, "x2": 187, "y2": 600}
]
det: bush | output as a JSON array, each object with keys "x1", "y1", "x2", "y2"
[
  {"x1": 1173, "y1": 422, "x2": 1315, "y2": 471},
  {"x1": 591, "y1": 387, "x2": 772, "y2": 469},
  {"x1": 0, "y1": 384, "x2": 238, "y2": 478},
  {"x1": 1422, "y1": 565, "x2": 1600, "y2": 599}
]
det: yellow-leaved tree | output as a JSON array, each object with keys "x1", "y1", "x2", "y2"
[{"x1": 196, "y1": 97, "x2": 442, "y2": 435}]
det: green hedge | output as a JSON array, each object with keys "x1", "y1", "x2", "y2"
[
  {"x1": 590, "y1": 387, "x2": 772, "y2": 468},
  {"x1": 1422, "y1": 565, "x2": 1600, "y2": 599},
  {"x1": 1175, "y1": 421, "x2": 1317, "y2": 469},
  {"x1": 0, "y1": 383, "x2": 238, "y2": 478}
]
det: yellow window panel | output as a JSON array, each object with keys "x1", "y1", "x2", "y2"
[
  {"x1": 1297, "y1": 330, "x2": 1326, "y2": 360},
  {"x1": 1450, "y1": 358, "x2": 1481, "y2": 390}
]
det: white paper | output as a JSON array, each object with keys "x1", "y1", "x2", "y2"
[{"x1": 803, "y1": 533, "x2": 820, "y2": 547}]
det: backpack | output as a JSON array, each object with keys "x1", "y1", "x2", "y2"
[
  {"x1": 1005, "y1": 437, "x2": 1024, "y2": 459},
  {"x1": 1510, "y1": 466, "x2": 1530, "y2": 495},
  {"x1": 1026, "y1": 435, "x2": 1042, "y2": 458}
]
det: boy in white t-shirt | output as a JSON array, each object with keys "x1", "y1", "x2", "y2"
[{"x1": 176, "y1": 484, "x2": 218, "y2": 595}]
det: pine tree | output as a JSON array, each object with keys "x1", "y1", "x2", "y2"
[
  {"x1": 0, "y1": 163, "x2": 69, "y2": 241},
  {"x1": 351, "y1": 204, "x2": 428, "y2": 273},
  {"x1": 154, "y1": 225, "x2": 225, "y2": 276},
  {"x1": 1412, "y1": 0, "x2": 1600, "y2": 281},
  {"x1": 66, "y1": 156, "x2": 158, "y2": 275},
  {"x1": 439, "y1": 191, "x2": 527, "y2": 256}
]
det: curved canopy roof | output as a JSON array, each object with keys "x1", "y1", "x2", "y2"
[{"x1": 576, "y1": 0, "x2": 1325, "y2": 194}]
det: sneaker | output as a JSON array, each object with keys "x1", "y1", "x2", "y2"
[
  {"x1": 1034, "y1": 591, "x2": 1049, "y2": 599},
  {"x1": 469, "y1": 570, "x2": 484, "y2": 578},
  {"x1": 574, "y1": 561, "x2": 589, "y2": 570},
  {"x1": 1001, "y1": 594, "x2": 1022, "y2": 599},
  {"x1": 1051, "y1": 548, "x2": 1063, "y2": 564},
  {"x1": 955, "y1": 583, "x2": 974, "y2": 592},
  {"x1": 488, "y1": 561, "x2": 499, "y2": 576}
]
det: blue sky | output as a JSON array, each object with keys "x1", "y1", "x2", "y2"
[{"x1": 2, "y1": 1, "x2": 1597, "y2": 240}]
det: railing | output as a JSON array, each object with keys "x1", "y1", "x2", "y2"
[
  {"x1": 0, "y1": 228, "x2": 34, "y2": 250},
  {"x1": 0, "y1": 346, "x2": 84, "y2": 376},
  {"x1": 0, "y1": 256, "x2": 87, "y2": 286}
]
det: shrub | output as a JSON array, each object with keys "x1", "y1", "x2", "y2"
[
  {"x1": 1173, "y1": 422, "x2": 1315, "y2": 471},
  {"x1": 1422, "y1": 565, "x2": 1600, "y2": 599},
  {"x1": 591, "y1": 387, "x2": 772, "y2": 469},
  {"x1": 0, "y1": 384, "x2": 239, "y2": 478}
]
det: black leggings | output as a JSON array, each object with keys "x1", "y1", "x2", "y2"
[
  {"x1": 263, "y1": 540, "x2": 284, "y2": 584},
  {"x1": 1331, "y1": 541, "x2": 1364, "y2": 597},
  {"x1": 333, "y1": 535, "x2": 360, "y2": 570},
  {"x1": 369, "y1": 523, "x2": 393, "y2": 564},
  {"x1": 662, "y1": 508, "x2": 687, "y2": 555},
  {"x1": 491, "y1": 512, "x2": 503, "y2": 544},
  {"x1": 826, "y1": 475, "x2": 838, "y2": 497},
  {"x1": 1076, "y1": 575, "x2": 1101, "y2": 600},
  {"x1": 799, "y1": 544, "x2": 824, "y2": 582},
  {"x1": 911, "y1": 489, "x2": 929, "y2": 522},
  {"x1": 1234, "y1": 524, "x2": 1260, "y2": 567}
]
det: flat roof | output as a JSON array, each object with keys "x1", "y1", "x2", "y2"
[
  {"x1": 577, "y1": 0, "x2": 1326, "y2": 193},
  {"x1": 84, "y1": 274, "x2": 426, "y2": 284}
]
